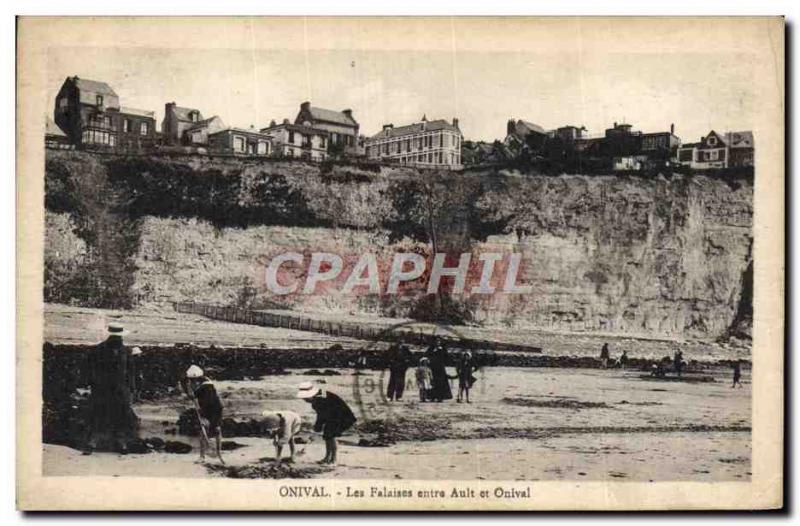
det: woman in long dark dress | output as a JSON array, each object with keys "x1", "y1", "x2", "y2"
[{"x1": 428, "y1": 341, "x2": 453, "y2": 402}]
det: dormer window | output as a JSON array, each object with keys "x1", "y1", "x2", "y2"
[
  {"x1": 96, "y1": 95, "x2": 104, "y2": 107},
  {"x1": 189, "y1": 111, "x2": 199, "y2": 122},
  {"x1": 707, "y1": 135, "x2": 717, "y2": 146}
]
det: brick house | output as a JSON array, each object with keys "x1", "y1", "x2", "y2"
[
  {"x1": 53, "y1": 76, "x2": 157, "y2": 151},
  {"x1": 294, "y1": 101, "x2": 360, "y2": 157}
]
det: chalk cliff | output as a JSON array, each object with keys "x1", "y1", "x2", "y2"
[{"x1": 44, "y1": 151, "x2": 752, "y2": 341}]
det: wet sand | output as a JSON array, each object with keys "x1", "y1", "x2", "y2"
[{"x1": 43, "y1": 366, "x2": 750, "y2": 481}]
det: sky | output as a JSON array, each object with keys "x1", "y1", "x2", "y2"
[{"x1": 44, "y1": 29, "x2": 760, "y2": 143}]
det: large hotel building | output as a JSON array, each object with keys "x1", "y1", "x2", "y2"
[{"x1": 364, "y1": 116, "x2": 463, "y2": 169}]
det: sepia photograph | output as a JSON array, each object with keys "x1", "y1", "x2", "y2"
[{"x1": 16, "y1": 15, "x2": 784, "y2": 511}]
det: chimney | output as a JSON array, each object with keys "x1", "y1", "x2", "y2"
[
  {"x1": 383, "y1": 124, "x2": 393, "y2": 135},
  {"x1": 283, "y1": 118, "x2": 290, "y2": 125},
  {"x1": 670, "y1": 123, "x2": 675, "y2": 135},
  {"x1": 300, "y1": 101, "x2": 310, "y2": 112},
  {"x1": 270, "y1": 119, "x2": 276, "y2": 127},
  {"x1": 452, "y1": 118, "x2": 459, "y2": 129},
  {"x1": 613, "y1": 121, "x2": 617, "y2": 128},
  {"x1": 507, "y1": 119, "x2": 516, "y2": 136}
]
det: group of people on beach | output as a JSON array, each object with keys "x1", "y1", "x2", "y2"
[
  {"x1": 385, "y1": 338, "x2": 480, "y2": 404},
  {"x1": 179, "y1": 366, "x2": 357, "y2": 466}
]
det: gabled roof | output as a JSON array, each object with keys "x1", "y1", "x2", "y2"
[
  {"x1": 726, "y1": 131, "x2": 754, "y2": 149},
  {"x1": 369, "y1": 119, "x2": 460, "y2": 140},
  {"x1": 515, "y1": 120, "x2": 546, "y2": 135},
  {"x1": 171, "y1": 105, "x2": 205, "y2": 123},
  {"x1": 72, "y1": 77, "x2": 118, "y2": 97},
  {"x1": 185, "y1": 116, "x2": 224, "y2": 132},
  {"x1": 305, "y1": 106, "x2": 357, "y2": 127},
  {"x1": 120, "y1": 106, "x2": 155, "y2": 119}
]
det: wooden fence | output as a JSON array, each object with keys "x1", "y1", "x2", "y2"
[{"x1": 173, "y1": 301, "x2": 542, "y2": 353}]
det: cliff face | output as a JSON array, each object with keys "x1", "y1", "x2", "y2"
[{"x1": 44, "y1": 151, "x2": 753, "y2": 341}]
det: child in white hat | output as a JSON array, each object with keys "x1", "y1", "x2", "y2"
[
  {"x1": 181, "y1": 365, "x2": 224, "y2": 464},
  {"x1": 297, "y1": 382, "x2": 356, "y2": 465}
]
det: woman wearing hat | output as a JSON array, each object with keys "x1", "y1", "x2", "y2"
[
  {"x1": 297, "y1": 382, "x2": 356, "y2": 465},
  {"x1": 84, "y1": 323, "x2": 139, "y2": 455}
]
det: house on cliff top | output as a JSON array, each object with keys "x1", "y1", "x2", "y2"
[
  {"x1": 364, "y1": 115, "x2": 463, "y2": 169},
  {"x1": 676, "y1": 130, "x2": 754, "y2": 170},
  {"x1": 162, "y1": 102, "x2": 226, "y2": 146},
  {"x1": 53, "y1": 76, "x2": 157, "y2": 151},
  {"x1": 295, "y1": 101, "x2": 362, "y2": 157}
]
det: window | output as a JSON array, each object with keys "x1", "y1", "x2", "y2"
[
  {"x1": 288, "y1": 131, "x2": 295, "y2": 144},
  {"x1": 707, "y1": 136, "x2": 717, "y2": 147},
  {"x1": 123, "y1": 119, "x2": 131, "y2": 133},
  {"x1": 320, "y1": 137, "x2": 326, "y2": 148},
  {"x1": 58, "y1": 98, "x2": 68, "y2": 110},
  {"x1": 96, "y1": 95, "x2": 104, "y2": 106},
  {"x1": 439, "y1": 134, "x2": 444, "y2": 147},
  {"x1": 234, "y1": 136, "x2": 246, "y2": 152},
  {"x1": 190, "y1": 111, "x2": 199, "y2": 123},
  {"x1": 140, "y1": 122, "x2": 148, "y2": 135},
  {"x1": 257, "y1": 141, "x2": 268, "y2": 155}
]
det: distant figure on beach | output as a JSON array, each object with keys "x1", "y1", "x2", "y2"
[
  {"x1": 452, "y1": 351, "x2": 479, "y2": 404},
  {"x1": 181, "y1": 365, "x2": 225, "y2": 464},
  {"x1": 415, "y1": 357, "x2": 433, "y2": 402},
  {"x1": 261, "y1": 410, "x2": 303, "y2": 465},
  {"x1": 426, "y1": 339, "x2": 453, "y2": 402},
  {"x1": 673, "y1": 350, "x2": 685, "y2": 377},
  {"x1": 619, "y1": 350, "x2": 629, "y2": 369},
  {"x1": 732, "y1": 360, "x2": 743, "y2": 388},
  {"x1": 298, "y1": 382, "x2": 356, "y2": 465},
  {"x1": 600, "y1": 343, "x2": 610, "y2": 369},
  {"x1": 385, "y1": 342, "x2": 412, "y2": 401},
  {"x1": 84, "y1": 323, "x2": 140, "y2": 455},
  {"x1": 650, "y1": 360, "x2": 667, "y2": 378}
]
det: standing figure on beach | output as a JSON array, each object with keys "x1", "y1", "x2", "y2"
[
  {"x1": 298, "y1": 382, "x2": 356, "y2": 465},
  {"x1": 618, "y1": 350, "x2": 629, "y2": 369},
  {"x1": 181, "y1": 365, "x2": 225, "y2": 464},
  {"x1": 426, "y1": 339, "x2": 453, "y2": 402},
  {"x1": 385, "y1": 342, "x2": 412, "y2": 401},
  {"x1": 129, "y1": 346, "x2": 143, "y2": 402},
  {"x1": 673, "y1": 350, "x2": 684, "y2": 377},
  {"x1": 415, "y1": 357, "x2": 433, "y2": 402},
  {"x1": 600, "y1": 343, "x2": 610, "y2": 369},
  {"x1": 732, "y1": 360, "x2": 743, "y2": 388},
  {"x1": 452, "y1": 351, "x2": 478, "y2": 404},
  {"x1": 83, "y1": 323, "x2": 140, "y2": 455}
]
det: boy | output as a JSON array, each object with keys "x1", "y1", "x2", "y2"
[
  {"x1": 297, "y1": 382, "x2": 356, "y2": 465},
  {"x1": 415, "y1": 357, "x2": 433, "y2": 402},
  {"x1": 261, "y1": 410, "x2": 302, "y2": 465},
  {"x1": 181, "y1": 365, "x2": 224, "y2": 464}
]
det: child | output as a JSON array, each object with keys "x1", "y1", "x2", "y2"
[
  {"x1": 453, "y1": 351, "x2": 478, "y2": 404},
  {"x1": 297, "y1": 382, "x2": 356, "y2": 465},
  {"x1": 415, "y1": 357, "x2": 433, "y2": 402},
  {"x1": 261, "y1": 410, "x2": 302, "y2": 465},
  {"x1": 181, "y1": 365, "x2": 224, "y2": 464}
]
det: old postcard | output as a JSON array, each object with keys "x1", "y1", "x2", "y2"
[{"x1": 17, "y1": 16, "x2": 784, "y2": 510}]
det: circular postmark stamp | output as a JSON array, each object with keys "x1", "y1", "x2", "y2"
[{"x1": 350, "y1": 321, "x2": 490, "y2": 424}]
